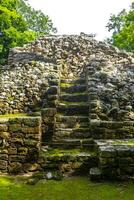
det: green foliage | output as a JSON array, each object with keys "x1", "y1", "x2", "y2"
[
  {"x1": 17, "y1": 0, "x2": 57, "y2": 35},
  {"x1": 0, "y1": 0, "x2": 18, "y2": 10},
  {"x1": 106, "y1": 9, "x2": 127, "y2": 34},
  {"x1": 106, "y1": 2, "x2": 134, "y2": 53},
  {"x1": 0, "y1": 0, "x2": 57, "y2": 64}
]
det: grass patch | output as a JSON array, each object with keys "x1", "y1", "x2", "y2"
[{"x1": 0, "y1": 176, "x2": 134, "y2": 200}]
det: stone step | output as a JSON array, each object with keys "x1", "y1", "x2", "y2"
[
  {"x1": 60, "y1": 85, "x2": 87, "y2": 93},
  {"x1": 60, "y1": 93, "x2": 88, "y2": 102},
  {"x1": 55, "y1": 122, "x2": 89, "y2": 129},
  {"x1": 61, "y1": 78, "x2": 86, "y2": 85},
  {"x1": 54, "y1": 128, "x2": 91, "y2": 139},
  {"x1": 58, "y1": 103, "x2": 89, "y2": 115},
  {"x1": 40, "y1": 147, "x2": 97, "y2": 174},
  {"x1": 56, "y1": 115, "x2": 89, "y2": 123},
  {"x1": 51, "y1": 138, "x2": 94, "y2": 149}
]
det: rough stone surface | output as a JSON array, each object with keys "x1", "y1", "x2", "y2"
[
  {"x1": 0, "y1": 34, "x2": 134, "y2": 178},
  {"x1": 96, "y1": 140, "x2": 134, "y2": 179},
  {"x1": 0, "y1": 33, "x2": 132, "y2": 121},
  {"x1": 0, "y1": 117, "x2": 41, "y2": 174},
  {"x1": 0, "y1": 62, "x2": 60, "y2": 114}
]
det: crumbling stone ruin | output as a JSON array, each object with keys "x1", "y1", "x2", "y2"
[{"x1": 0, "y1": 33, "x2": 134, "y2": 180}]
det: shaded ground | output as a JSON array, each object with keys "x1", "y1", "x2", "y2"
[{"x1": 0, "y1": 176, "x2": 134, "y2": 200}]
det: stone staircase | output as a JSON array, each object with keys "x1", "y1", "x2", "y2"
[
  {"x1": 52, "y1": 78, "x2": 93, "y2": 149},
  {"x1": 41, "y1": 77, "x2": 134, "y2": 180},
  {"x1": 40, "y1": 78, "x2": 97, "y2": 176}
]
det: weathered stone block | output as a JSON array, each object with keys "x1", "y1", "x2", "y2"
[
  {"x1": 9, "y1": 118, "x2": 22, "y2": 124},
  {"x1": 22, "y1": 127, "x2": 40, "y2": 134},
  {"x1": 0, "y1": 118, "x2": 9, "y2": 124},
  {"x1": 90, "y1": 167, "x2": 102, "y2": 181},
  {"x1": 18, "y1": 147, "x2": 28, "y2": 155},
  {"x1": 24, "y1": 139, "x2": 38, "y2": 147},
  {"x1": 118, "y1": 157, "x2": 133, "y2": 166},
  {"x1": 43, "y1": 117, "x2": 55, "y2": 124},
  {"x1": 11, "y1": 138, "x2": 24, "y2": 146},
  {"x1": 28, "y1": 148, "x2": 39, "y2": 162},
  {"x1": 25, "y1": 134, "x2": 40, "y2": 140},
  {"x1": 0, "y1": 149, "x2": 8, "y2": 154},
  {"x1": 0, "y1": 132, "x2": 10, "y2": 139},
  {"x1": 47, "y1": 100, "x2": 58, "y2": 107},
  {"x1": 116, "y1": 146, "x2": 131, "y2": 157},
  {"x1": 8, "y1": 162, "x2": 22, "y2": 174},
  {"x1": 0, "y1": 154, "x2": 8, "y2": 160},
  {"x1": 22, "y1": 117, "x2": 40, "y2": 127},
  {"x1": 42, "y1": 108, "x2": 57, "y2": 117},
  {"x1": 9, "y1": 155, "x2": 26, "y2": 162},
  {"x1": 8, "y1": 147, "x2": 17, "y2": 155},
  {"x1": 47, "y1": 95, "x2": 58, "y2": 101},
  {"x1": 100, "y1": 157, "x2": 117, "y2": 167},
  {"x1": 46, "y1": 86, "x2": 59, "y2": 95},
  {"x1": 99, "y1": 146, "x2": 116, "y2": 158},
  {"x1": 9, "y1": 124, "x2": 22, "y2": 132},
  {"x1": 0, "y1": 160, "x2": 7, "y2": 170},
  {"x1": 0, "y1": 124, "x2": 8, "y2": 131},
  {"x1": 11, "y1": 132, "x2": 24, "y2": 138}
]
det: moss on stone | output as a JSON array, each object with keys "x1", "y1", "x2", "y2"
[
  {"x1": 40, "y1": 148, "x2": 94, "y2": 158},
  {"x1": 0, "y1": 114, "x2": 37, "y2": 118},
  {"x1": 112, "y1": 141, "x2": 134, "y2": 146},
  {"x1": 60, "y1": 83, "x2": 74, "y2": 88},
  {"x1": 60, "y1": 101, "x2": 88, "y2": 106}
]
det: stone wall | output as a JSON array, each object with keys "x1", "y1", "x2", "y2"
[
  {"x1": 96, "y1": 140, "x2": 134, "y2": 179},
  {"x1": 0, "y1": 33, "x2": 134, "y2": 141},
  {"x1": 0, "y1": 62, "x2": 60, "y2": 114},
  {"x1": 0, "y1": 117, "x2": 41, "y2": 174},
  {"x1": 7, "y1": 34, "x2": 134, "y2": 122},
  {"x1": 86, "y1": 56, "x2": 134, "y2": 122},
  {"x1": 90, "y1": 120, "x2": 134, "y2": 139}
]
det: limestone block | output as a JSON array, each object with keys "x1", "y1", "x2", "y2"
[
  {"x1": 0, "y1": 154, "x2": 8, "y2": 160},
  {"x1": 99, "y1": 146, "x2": 116, "y2": 158},
  {"x1": 0, "y1": 160, "x2": 7, "y2": 170},
  {"x1": 22, "y1": 127, "x2": 40, "y2": 134},
  {"x1": 118, "y1": 157, "x2": 133, "y2": 166},
  {"x1": 42, "y1": 108, "x2": 57, "y2": 117},
  {"x1": 22, "y1": 117, "x2": 40, "y2": 127},
  {"x1": 116, "y1": 146, "x2": 131, "y2": 157},
  {"x1": 0, "y1": 132, "x2": 10, "y2": 139},
  {"x1": 9, "y1": 124, "x2": 22, "y2": 132},
  {"x1": 10, "y1": 138, "x2": 24, "y2": 146},
  {"x1": 24, "y1": 139, "x2": 38, "y2": 147},
  {"x1": 8, "y1": 147, "x2": 17, "y2": 155},
  {"x1": 47, "y1": 95, "x2": 58, "y2": 101},
  {"x1": 90, "y1": 167, "x2": 102, "y2": 180},
  {"x1": 18, "y1": 147, "x2": 28, "y2": 155},
  {"x1": 11, "y1": 132, "x2": 24, "y2": 138},
  {"x1": 9, "y1": 155, "x2": 26, "y2": 162},
  {"x1": 46, "y1": 86, "x2": 59, "y2": 95},
  {"x1": 8, "y1": 162, "x2": 22, "y2": 174},
  {"x1": 0, "y1": 124, "x2": 8, "y2": 131},
  {"x1": 9, "y1": 118, "x2": 22, "y2": 124}
]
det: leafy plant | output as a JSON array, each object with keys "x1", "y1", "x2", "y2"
[
  {"x1": 106, "y1": 2, "x2": 134, "y2": 53},
  {"x1": 0, "y1": 0, "x2": 57, "y2": 64}
]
